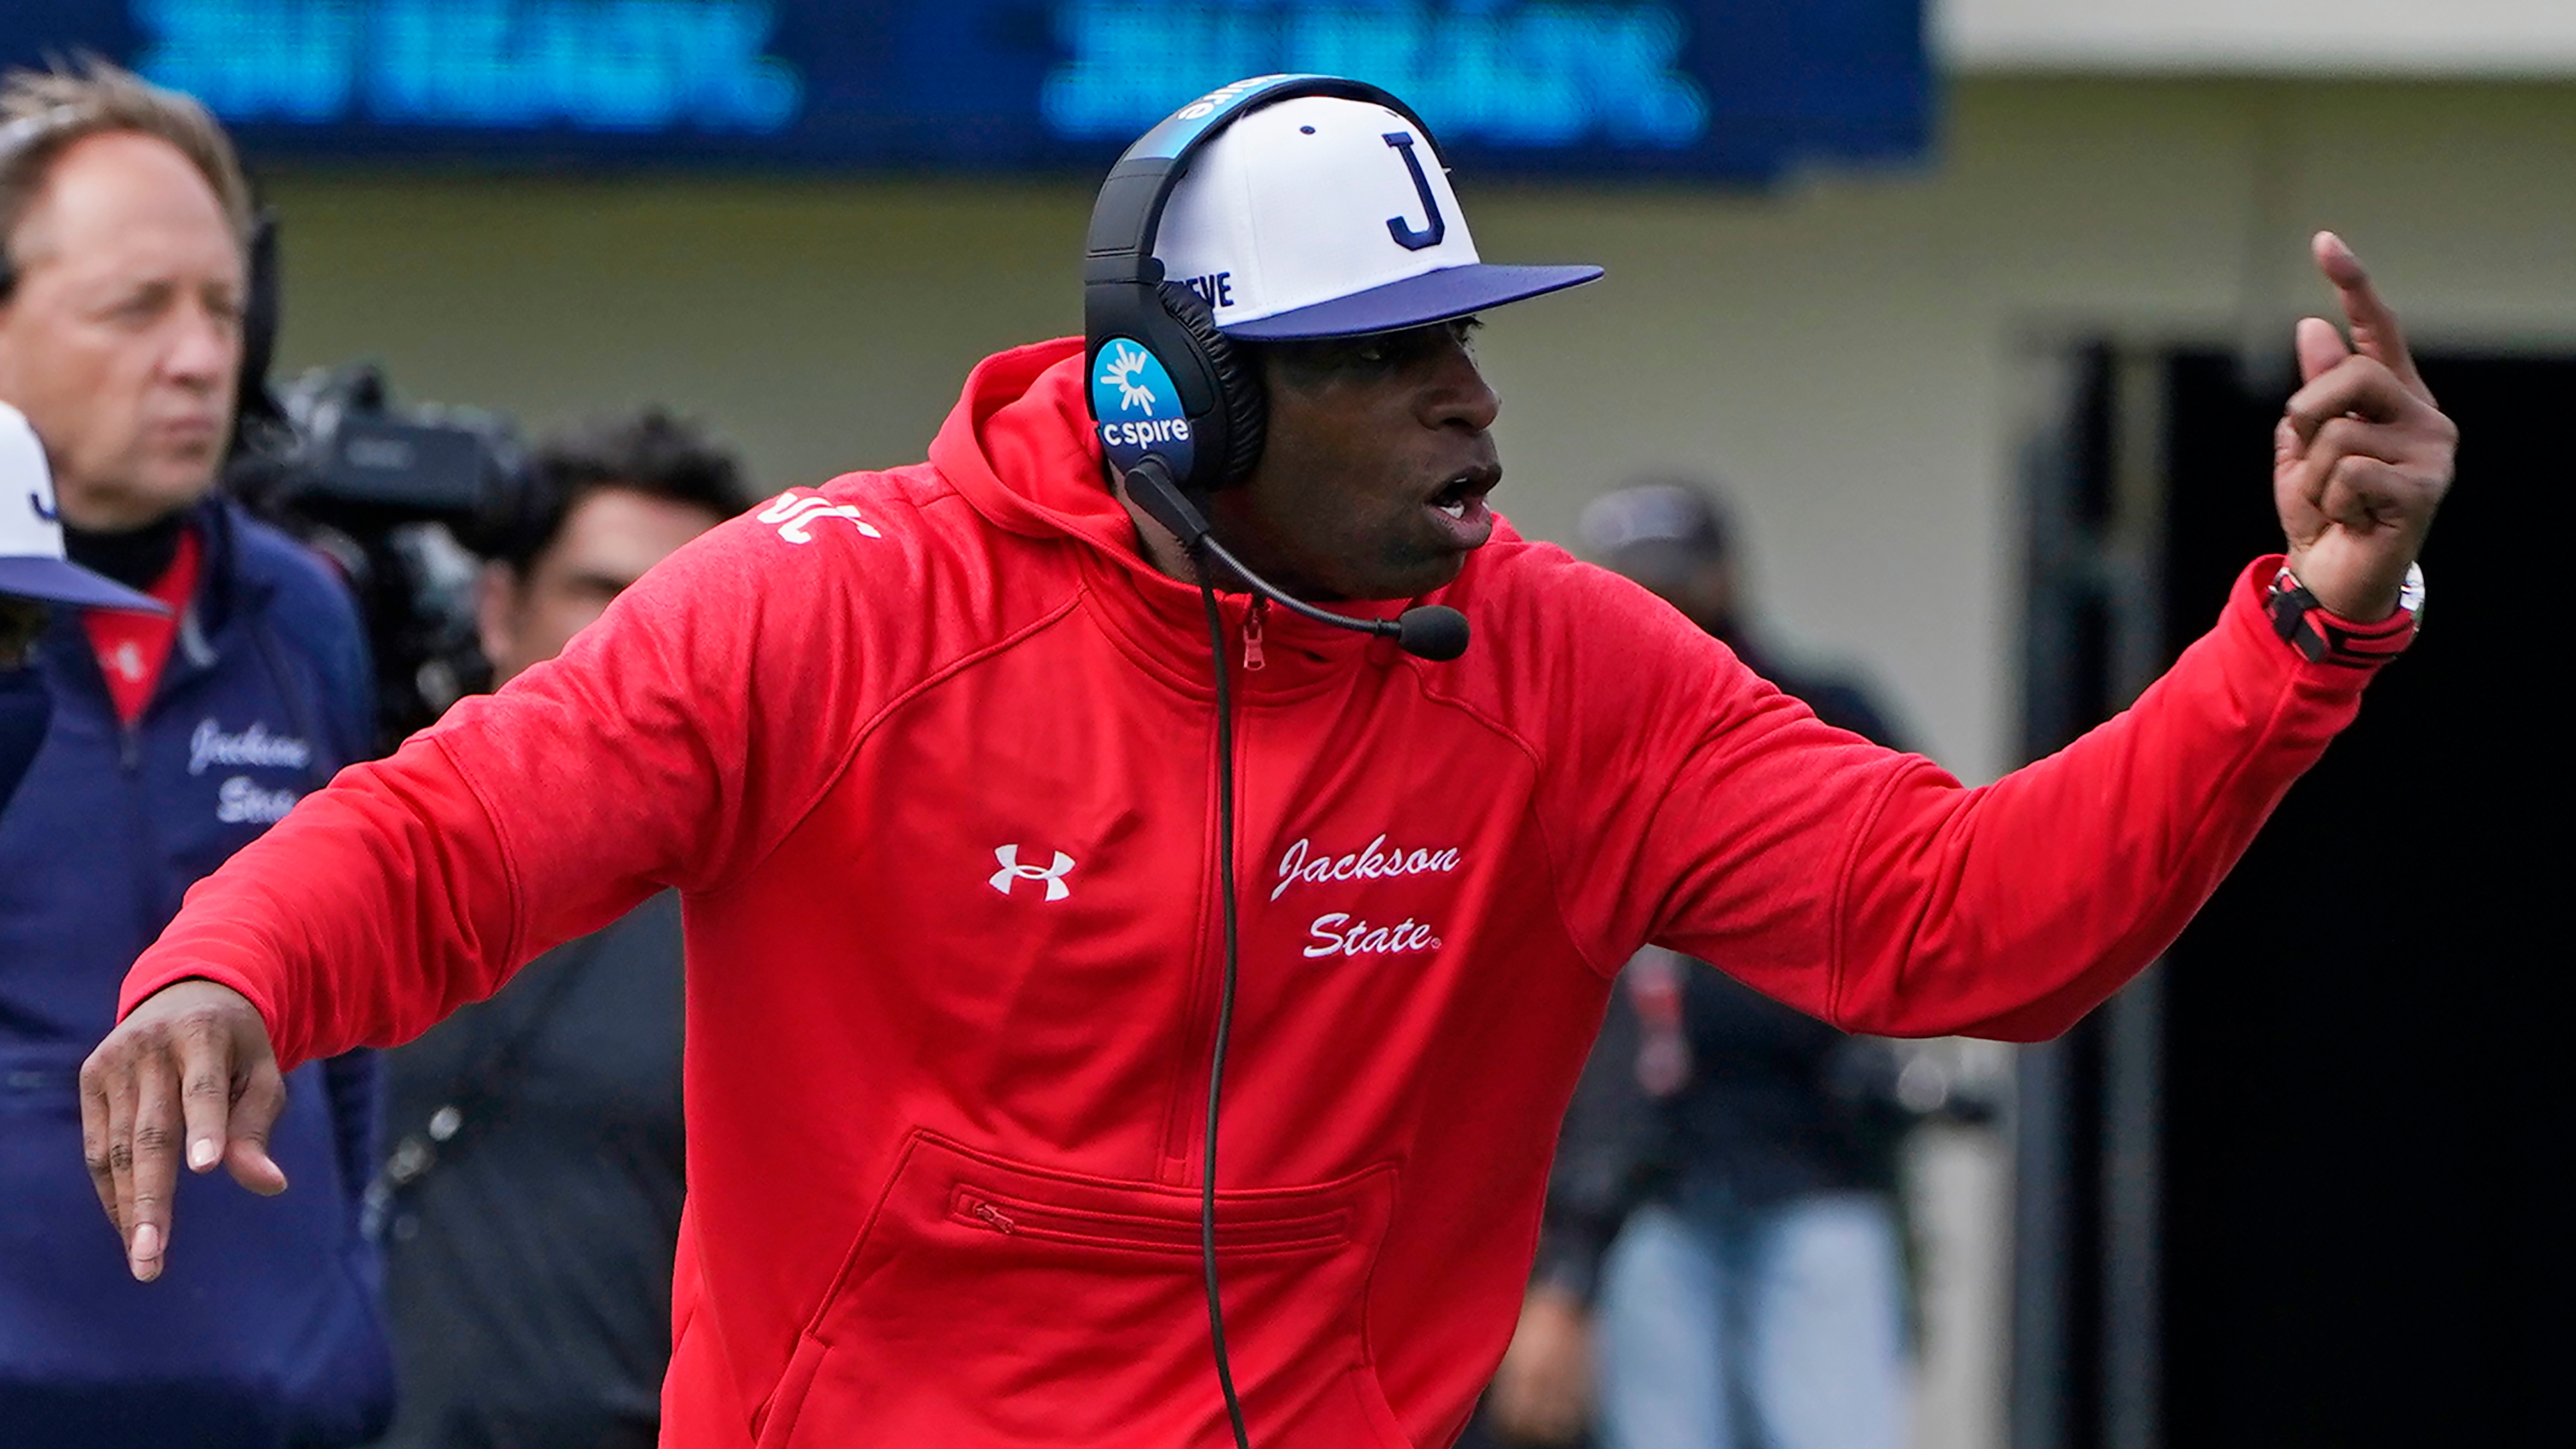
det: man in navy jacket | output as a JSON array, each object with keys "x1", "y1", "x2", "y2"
[{"x1": 0, "y1": 61, "x2": 391, "y2": 1448}]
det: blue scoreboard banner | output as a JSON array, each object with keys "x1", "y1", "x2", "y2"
[{"x1": 1, "y1": 1, "x2": 1927, "y2": 180}]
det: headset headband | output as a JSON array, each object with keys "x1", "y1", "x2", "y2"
[
  {"x1": 1080, "y1": 75, "x2": 1449, "y2": 498},
  {"x1": 1081, "y1": 74, "x2": 1443, "y2": 290}
]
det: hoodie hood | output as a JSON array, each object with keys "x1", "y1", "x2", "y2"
[
  {"x1": 927, "y1": 338, "x2": 1143, "y2": 561},
  {"x1": 927, "y1": 338, "x2": 1354, "y2": 684}
]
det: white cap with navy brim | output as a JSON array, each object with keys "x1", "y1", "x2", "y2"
[
  {"x1": 0, "y1": 401, "x2": 170, "y2": 613},
  {"x1": 1152, "y1": 92, "x2": 1602, "y2": 341}
]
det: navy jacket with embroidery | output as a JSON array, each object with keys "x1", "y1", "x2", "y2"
[{"x1": 0, "y1": 498, "x2": 393, "y2": 1448}]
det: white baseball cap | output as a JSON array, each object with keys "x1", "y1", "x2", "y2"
[
  {"x1": 0, "y1": 402, "x2": 169, "y2": 613},
  {"x1": 1152, "y1": 92, "x2": 1601, "y2": 341}
]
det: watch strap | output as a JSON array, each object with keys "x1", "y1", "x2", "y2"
[{"x1": 2267, "y1": 562, "x2": 2421, "y2": 668}]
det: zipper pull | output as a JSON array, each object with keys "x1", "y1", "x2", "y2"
[
  {"x1": 1243, "y1": 597, "x2": 1267, "y2": 673},
  {"x1": 968, "y1": 1199, "x2": 1016, "y2": 1234}
]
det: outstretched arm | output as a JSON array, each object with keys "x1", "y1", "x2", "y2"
[
  {"x1": 77, "y1": 488, "x2": 899, "y2": 1280},
  {"x1": 1615, "y1": 234, "x2": 2452, "y2": 1040}
]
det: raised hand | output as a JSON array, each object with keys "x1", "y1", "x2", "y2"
[
  {"x1": 79, "y1": 979, "x2": 290, "y2": 1281},
  {"x1": 2274, "y1": 231, "x2": 2456, "y2": 620}
]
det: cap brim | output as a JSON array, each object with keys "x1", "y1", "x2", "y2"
[
  {"x1": 1221, "y1": 262, "x2": 1604, "y2": 341},
  {"x1": 0, "y1": 556, "x2": 171, "y2": 613}
]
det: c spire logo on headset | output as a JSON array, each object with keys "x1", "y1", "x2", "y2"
[{"x1": 1092, "y1": 339, "x2": 1196, "y2": 477}]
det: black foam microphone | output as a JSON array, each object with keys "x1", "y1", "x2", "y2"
[{"x1": 1125, "y1": 460, "x2": 1472, "y2": 663}]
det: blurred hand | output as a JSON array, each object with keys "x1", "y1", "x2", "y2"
[
  {"x1": 2274, "y1": 232, "x2": 2456, "y2": 620},
  {"x1": 1485, "y1": 1282, "x2": 1593, "y2": 1445},
  {"x1": 79, "y1": 979, "x2": 290, "y2": 1281}
]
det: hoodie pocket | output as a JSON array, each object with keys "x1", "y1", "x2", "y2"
[{"x1": 754, "y1": 1130, "x2": 1407, "y2": 1449}]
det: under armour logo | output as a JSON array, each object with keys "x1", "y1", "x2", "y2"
[
  {"x1": 29, "y1": 490, "x2": 58, "y2": 524},
  {"x1": 990, "y1": 844, "x2": 1076, "y2": 902},
  {"x1": 757, "y1": 492, "x2": 884, "y2": 545}
]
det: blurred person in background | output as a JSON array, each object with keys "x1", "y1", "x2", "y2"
[
  {"x1": 371, "y1": 409, "x2": 754, "y2": 1449},
  {"x1": 0, "y1": 60, "x2": 390, "y2": 1448},
  {"x1": 1481, "y1": 480, "x2": 1914, "y2": 1449}
]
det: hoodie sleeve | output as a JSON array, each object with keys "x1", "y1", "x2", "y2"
[
  {"x1": 1566, "y1": 556, "x2": 2385, "y2": 1042},
  {"x1": 119, "y1": 485, "x2": 910, "y2": 1069}
]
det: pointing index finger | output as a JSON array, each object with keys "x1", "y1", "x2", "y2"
[{"x1": 2314, "y1": 231, "x2": 2431, "y2": 402}]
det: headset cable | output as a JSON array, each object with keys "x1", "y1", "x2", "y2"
[{"x1": 1194, "y1": 555, "x2": 1255, "y2": 1449}]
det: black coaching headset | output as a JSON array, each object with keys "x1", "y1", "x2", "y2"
[
  {"x1": 1079, "y1": 72, "x2": 1475, "y2": 664},
  {"x1": 1082, "y1": 74, "x2": 1439, "y2": 492}
]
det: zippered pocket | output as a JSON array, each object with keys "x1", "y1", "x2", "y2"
[
  {"x1": 759, "y1": 1129, "x2": 1407, "y2": 1448},
  {"x1": 949, "y1": 1183, "x2": 1349, "y2": 1257}
]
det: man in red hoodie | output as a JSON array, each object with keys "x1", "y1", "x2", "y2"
[{"x1": 80, "y1": 78, "x2": 2450, "y2": 1449}]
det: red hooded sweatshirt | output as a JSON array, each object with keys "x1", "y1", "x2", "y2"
[{"x1": 125, "y1": 339, "x2": 2383, "y2": 1448}]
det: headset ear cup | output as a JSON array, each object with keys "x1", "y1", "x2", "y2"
[{"x1": 1158, "y1": 282, "x2": 1266, "y2": 488}]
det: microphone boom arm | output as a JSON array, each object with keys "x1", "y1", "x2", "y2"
[{"x1": 1123, "y1": 457, "x2": 1470, "y2": 662}]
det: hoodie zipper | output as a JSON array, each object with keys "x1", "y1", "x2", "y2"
[
  {"x1": 1241, "y1": 597, "x2": 1267, "y2": 673},
  {"x1": 1159, "y1": 606, "x2": 1256, "y2": 1187}
]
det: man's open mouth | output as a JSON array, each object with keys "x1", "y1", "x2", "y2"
[
  {"x1": 1429, "y1": 468, "x2": 1499, "y2": 519},
  {"x1": 1424, "y1": 468, "x2": 1501, "y2": 551}
]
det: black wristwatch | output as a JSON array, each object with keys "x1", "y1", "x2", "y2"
[{"x1": 2266, "y1": 561, "x2": 2425, "y2": 668}]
